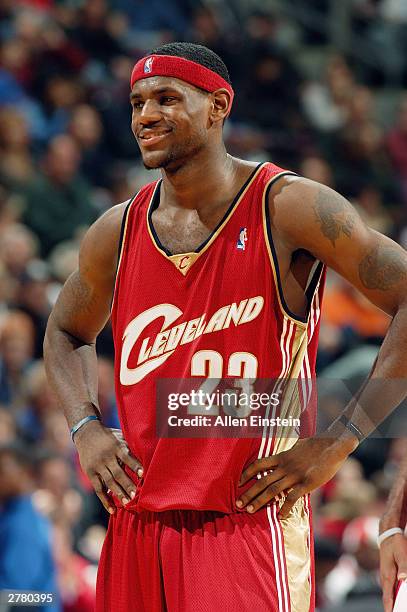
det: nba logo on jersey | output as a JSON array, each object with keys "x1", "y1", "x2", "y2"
[
  {"x1": 144, "y1": 57, "x2": 154, "y2": 73},
  {"x1": 237, "y1": 227, "x2": 248, "y2": 250}
]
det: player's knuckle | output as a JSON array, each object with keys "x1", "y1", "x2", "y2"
[
  {"x1": 252, "y1": 460, "x2": 262, "y2": 471},
  {"x1": 109, "y1": 464, "x2": 121, "y2": 478},
  {"x1": 291, "y1": 468, "x2": 302, "y2": 480},
  {"x1": 103, "y1": 473, "x2": 114, "y2": 487},
  {"x1": 118, "y1": 445, "x2": 129, "y2": 458},
  {"x1": 266, "y1": 484, "x2": 278, "y2": 498}
]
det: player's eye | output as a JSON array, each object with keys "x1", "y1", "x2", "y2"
[
  {"x1": 161, "y1": 97, "x2": 177, "y2": 105},
  {"x1": 132, "y1": 101, "x2": 144, "y2": 110}
]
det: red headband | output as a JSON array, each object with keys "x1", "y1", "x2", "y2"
[{"x1": 130, "y1": 54, "x2": 234, "y2": 112}]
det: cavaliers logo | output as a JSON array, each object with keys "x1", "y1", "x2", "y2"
[{"x1": 178, "y1": 256, "x2": 190, "y2": 270}]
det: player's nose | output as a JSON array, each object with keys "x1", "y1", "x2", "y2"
[{"x1": 139, "y1": 99, "x2": 162, "y2": 125}]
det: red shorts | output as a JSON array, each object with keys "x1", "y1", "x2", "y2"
[{"x1": 96, "y1": 497, "x2": 314, "y2": 612}]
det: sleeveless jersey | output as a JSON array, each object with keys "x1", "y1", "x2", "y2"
[{"x1": 111, "y1": 162, "x2": 325, "y2": 513}]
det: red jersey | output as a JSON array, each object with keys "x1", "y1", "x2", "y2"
[{"x1": 111, "y1": 162, "x2": 325, "y2": 513}]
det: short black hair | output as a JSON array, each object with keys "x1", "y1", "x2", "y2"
[{"x1": 149, "y1": 42, "x2": 231, "y2": 86}]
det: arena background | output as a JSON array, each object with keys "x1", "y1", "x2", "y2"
[{"x1": 0, "y1": 1, "x2": 407, "y2": 610}]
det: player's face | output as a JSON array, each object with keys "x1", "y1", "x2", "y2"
[{"x1": 130, "y1": 76, "x2": 211, "y2": 171}]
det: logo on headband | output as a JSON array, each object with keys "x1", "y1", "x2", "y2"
[{"x1": 144, "y1": 57, "x2": 154, "y2": 74}]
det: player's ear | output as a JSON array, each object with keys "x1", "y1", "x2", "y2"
[{"x1": 209, "y1": 89, "x2": 231, "y2": 124}]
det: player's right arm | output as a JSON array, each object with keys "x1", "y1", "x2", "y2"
[
  {"x1": 44, "y1": 202, "x2": 142, "y2": 514},
  {"x1": 380, "y1": 454, "x2": 407, "y2": 612}
]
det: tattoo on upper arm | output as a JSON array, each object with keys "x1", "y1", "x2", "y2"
[
  {"x1": 359, "y1": 244, "x2": 407, "y2": 290},
  {"x1": 313, "y1": 187, "x2": 357, "y2": 247}
]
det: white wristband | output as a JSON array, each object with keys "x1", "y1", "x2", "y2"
[{"x1": 377, "y1": 527, "x2": 403, "y2": 547}]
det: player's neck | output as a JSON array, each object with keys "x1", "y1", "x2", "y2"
[{"x1": 160, "y1": 147, "x2": 238, "y2": 211}]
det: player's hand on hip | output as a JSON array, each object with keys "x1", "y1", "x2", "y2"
[
  {"x1": 73, "y1": 420, "x2": 143, "y2": 513},
  {"x1": 380, "y1": 533, "x2": 407, "y2": 612},
  {"x1": 237, "y1": 436, "x2": 356, "y2": 518}
]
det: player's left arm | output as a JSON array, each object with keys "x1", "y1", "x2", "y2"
[{"x1": 238, "y1": 176, "x2": 407, "y2": 518}]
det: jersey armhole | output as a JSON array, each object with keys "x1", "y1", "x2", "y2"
[
  {"x1": 110, "y1": 193, "x2": 138, "y2": 313},
  {"x1": 262, "y1": 172, "x2": 323, "y2": 327}
]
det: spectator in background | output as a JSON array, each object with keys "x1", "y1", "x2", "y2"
[
  {"x1": 237, "y1": 45, "x2": 305, "y2": 164},
  {"x1": 0, "y1": 407, "x2": 17, "y2": 444},
  {"x1": 0, "y1": 186, "x2": 21, "y2": 234},
  {"x1": 300, "y1": 156, "x2": 335, "y2": 188},
  {"x1": 317, "y1": 273, "x2": 389, "y2": 371},
  {"x1": 387, "y1": 95, "x2": 407, "y2": 204},
  {"x1": 302, "y1": 56, "x2": 353, "y2": 134},
  {"x1": 189, "y1": 6, "x2": 240, "y2": 84},
  {"x1": 35, "y1": 454, "x2": 83, "y2": 531},
  {"x1": 0, "y1": 107, "x2": 34, "y2": 185},
  {"x1": 325, "y1": 516, "x2": 381, "y2": 606},
  {"x1": 314, "y1": 537, "x2": 341, "y2": 609},
  {"x1": 18, "y1": 360, "x2": 56, "y2": 443},
  {"x1": 0, "y1": 262, "x2": 14, "y2": 327},
  {"x1": 53, "y1": 520, "x2": 95, "y2": 612},
  {"x1": 68, "y1": 104, "x2": 112, "y2": 188},
  {"x1": 71, "y1": 0, "x2": 124, "y2": 66},
  {"x1": 42, "y1": 411, "x2": 73, "y2": 459},
  {"x1": 38, "y1": 76, "x2": 84, "y2": 143},
  {"x1": 352, "y1": 186, "x2": 394, "y2": 235},
  {"x1": 97, "y1": 357, "x2": 120, "y2": 429},
  {"x1": 0, "y1": 310, "x2": 35, "y2": 408},
  {"x1": 0, "y1": 443, "x2": 60, "y2": 610},
  {"x1": 323, "y1": 276, "x2": 390, "y2": 341},
  {"x1": 15, "y1": 260, "x2": 52, "y2": 358},
  {"x1": 97, "y1": 55, "x2": 141, "y2": 160},
  {"x1": 21, "y1": 134, "x2": 96, "y2": 255},
  {"x1": 113, "y1": 0, "x2": 192, "y2": 37},
  {"x1": 0, "y1": 222, "x2": 39, "y2": 277}
]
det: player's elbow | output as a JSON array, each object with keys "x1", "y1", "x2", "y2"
[{"x1": 43, "y1": 313, "x2": 57, "y2": 361}]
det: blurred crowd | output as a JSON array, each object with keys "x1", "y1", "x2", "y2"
[{"x1": 0, "y1": 1, "x2": 407, "y2": 610}]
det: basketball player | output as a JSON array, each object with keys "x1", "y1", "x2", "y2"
[
  {"x1": 379, "y1": 454, "x2": 407, "y2": 612},
  {"x1": 44, "y1": 43, "x2": 407, "y2": 611}
]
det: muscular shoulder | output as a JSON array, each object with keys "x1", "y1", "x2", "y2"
[
  {"x1": 267, "y1": 174, "x2": 407, "y2": 316},
  {"x1": 267, "y1": 175, "x2": 362, "y2": 254},
  {"x1": 79, "y1": 200, "x2": 130, "y2": 287}
]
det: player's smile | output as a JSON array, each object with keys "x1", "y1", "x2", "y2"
[{"x1": 138, "y1": 129, "x2": 173, "y2": 148}]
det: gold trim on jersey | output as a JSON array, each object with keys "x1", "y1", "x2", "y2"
[
  {"x1": 261, "y1": 172, "x2": 308, "y2": 328},
  {"x1": 111, "y1": 193, "x2": 140, "y2": 313},
  {"x1": 271, "y1": 324, "x2": 307, "y2": 455},
  {"x1": 146, "y1": 163, "x2": 266, "y2": 275},
  {"x1": 168, "y1": 252, "x2": 200, "y2": 275},
  {"x1": 278, "y1": 496, "x2": 312, "y2": 612}
]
